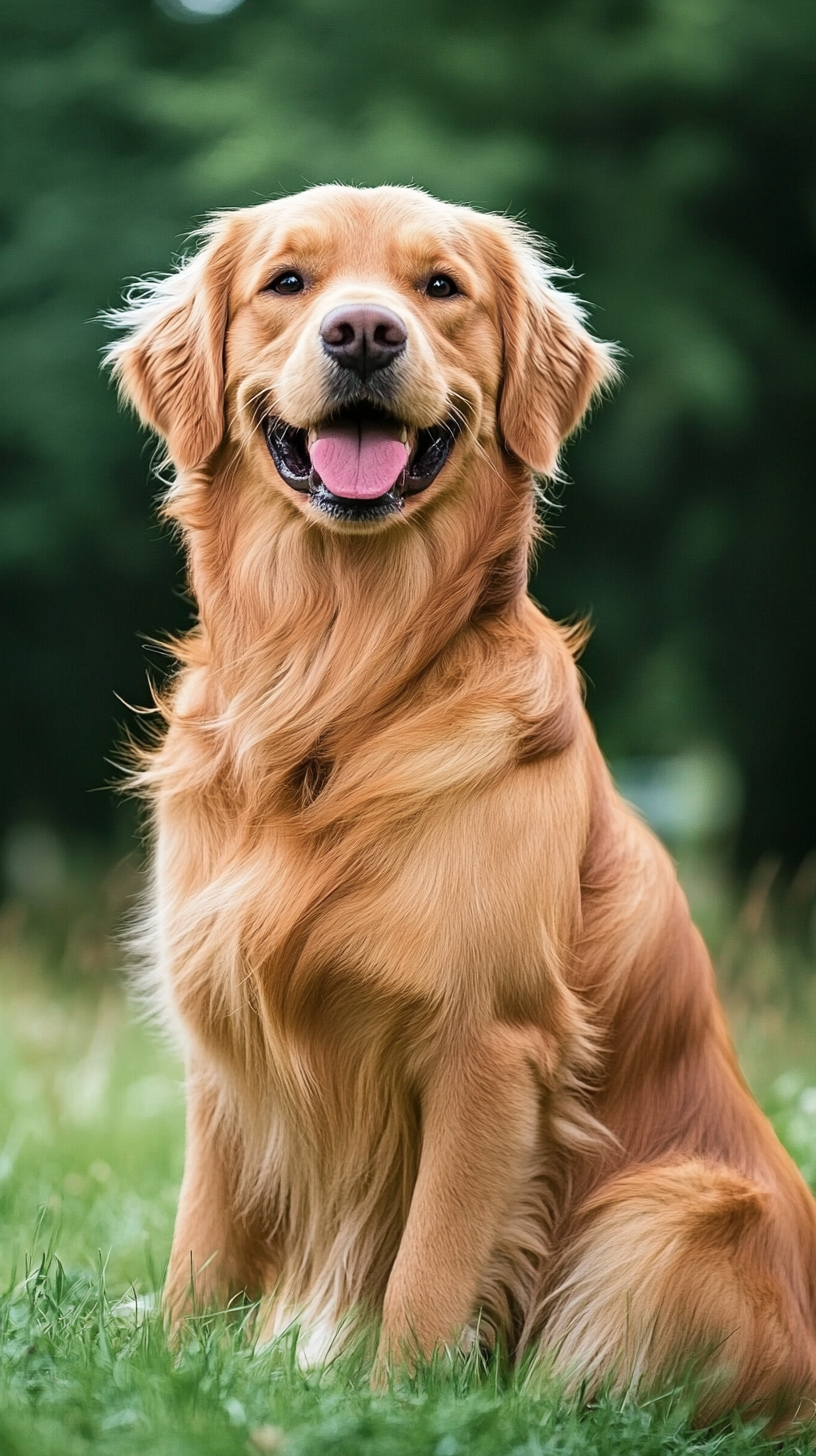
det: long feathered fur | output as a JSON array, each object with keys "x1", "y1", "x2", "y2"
[{"x1": 107, "y1": 184, "x2": 816, "y2": 1426}]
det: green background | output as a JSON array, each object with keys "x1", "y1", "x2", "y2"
[
  {"x1": 2, "y1": 9, "x2": 816, "y2": 1446},
  {"x1": 2, "y1": 0, "x2": 815, "y2": 870}
]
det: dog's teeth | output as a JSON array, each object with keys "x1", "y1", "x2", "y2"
[{"x1": 399, "y1": 426, "x2": 408, "y2": 444}]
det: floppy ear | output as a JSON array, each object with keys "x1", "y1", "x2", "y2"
[
  {"x1": 487, "y1": 220, "x2": 619, "y2": 476},
  {"x1": 104, "y1": 218, "x2": 237, "y2": 474}
]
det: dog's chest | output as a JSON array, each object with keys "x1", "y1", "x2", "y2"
[{"x1": 155, "y1": 759, "x2": 558, "y2": 1060}]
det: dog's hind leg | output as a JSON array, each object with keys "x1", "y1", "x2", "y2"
[{"x1": 533, "y1": 1159, "x2": 816, "y2": 1426}]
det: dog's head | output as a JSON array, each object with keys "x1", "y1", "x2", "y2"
[{"x1": 107, "y1": 186, "x2": 617, "y2": 533}]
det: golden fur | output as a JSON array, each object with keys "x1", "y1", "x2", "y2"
[{"x1": 106, "y1": 185, "x2": 816, "y2": 1424}]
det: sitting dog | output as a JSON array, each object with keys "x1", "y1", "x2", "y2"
[{"x1": 107, "y1": 184, "x2": 816, "y2": 1422}]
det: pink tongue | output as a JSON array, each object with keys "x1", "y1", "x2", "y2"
[{"x1": 309, "y1": 420, "x2": 409, "y2": 499}]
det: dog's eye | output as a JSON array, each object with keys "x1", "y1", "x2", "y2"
[
  {"x1": 425, "y1": 275, "x2": 458, "y2": 299},
  {"x1": 267, "y1": 272, "x2": 305, "y2": 295}
]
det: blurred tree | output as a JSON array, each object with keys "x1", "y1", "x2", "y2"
[{"x1": 0, "y1": 0, "x2": 814, "y2": 864}]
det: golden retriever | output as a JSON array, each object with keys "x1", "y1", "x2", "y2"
[{"x1": 106, "y1": 185, "x2": 816, "y2": 1423}]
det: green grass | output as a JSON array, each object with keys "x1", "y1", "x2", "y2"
[
  {"x1": 2, "y1": 871, "x2": 816, "y2": 1456},
  {"x1": 6, "y1": 1270, "x2": 811, "y2": 1456}
]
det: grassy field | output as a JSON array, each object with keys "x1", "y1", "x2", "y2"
[{"x1": 2, "y1": 864, "x2": 816, "y2": 1454}]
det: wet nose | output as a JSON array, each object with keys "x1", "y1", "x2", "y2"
[{"x1": 320, "y1": 304, "x2": 407, "y2": 376}]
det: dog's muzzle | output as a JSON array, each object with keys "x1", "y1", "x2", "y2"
[
  {"x1": 319, "y1": 304, "x2": 407, "y2": 380},
  {"x1": 264, "y1": 405, "x2": 460, "y2": 522}
]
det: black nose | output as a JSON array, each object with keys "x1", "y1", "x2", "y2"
[{"x1": 320, "y1": 304, "x2": 407, "y2": 376}]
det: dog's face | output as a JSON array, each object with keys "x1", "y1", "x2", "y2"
[
  {"x1": 229, "y1": 188, "x2": 507, "y2": 527},
  {"x1": 108, "y1": 186, "x2": 616, "y2": 533}
]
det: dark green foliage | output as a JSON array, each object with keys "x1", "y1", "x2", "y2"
[{"x1": 1, "y1": 0, "x2": 815, "y2": 860}]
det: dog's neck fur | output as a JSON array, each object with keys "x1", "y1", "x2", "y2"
[{"x1": 148, "y1": 442, "x2": 579, "y2": 815}]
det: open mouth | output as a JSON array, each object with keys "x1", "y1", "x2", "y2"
[{"x1": 263, "y1": 406, "x2": 459, "y2": 521}]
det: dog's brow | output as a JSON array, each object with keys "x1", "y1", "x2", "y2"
[
  {"x1": 251, "y1": 220, "x2": 474, "y2": 292},
  {"x1": 273, "y1": 223, "x2": 331, "y2": 254},
  {"x1": 252, "y1": 228, "x2": 329, "y2": 274}
]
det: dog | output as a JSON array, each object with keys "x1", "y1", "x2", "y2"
[{"x1": 106, "y1": 184, "x2": 816, "y2": 1423}]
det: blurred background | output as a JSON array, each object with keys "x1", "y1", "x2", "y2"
[
  {"x1": 0, "y1": 0, "x2": 815, "y2": 1287},
  {"x1": 3, "y1": 0, "x2": 816, "y2": 888}
]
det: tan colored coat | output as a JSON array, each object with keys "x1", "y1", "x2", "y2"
[{"x1": 107, "y1": 185, "x2": 816, "y2": 1424}]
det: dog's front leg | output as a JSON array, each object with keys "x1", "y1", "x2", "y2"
[
  {"x1": 165, "y1": 1069, "x2": 260, "y2": 1334},
  {"x1": 375, "y1": 1022, "x2": 547, "y2": 1376}
]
